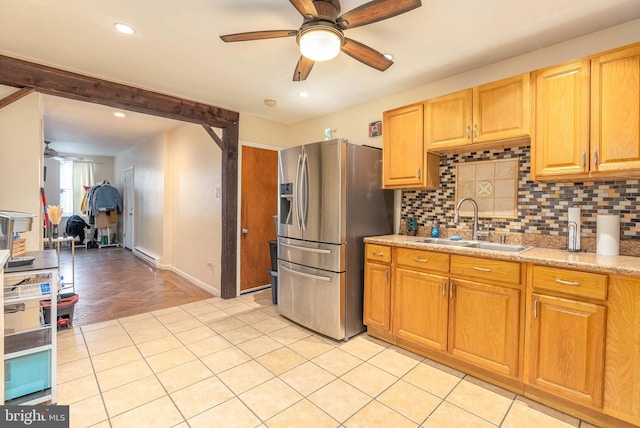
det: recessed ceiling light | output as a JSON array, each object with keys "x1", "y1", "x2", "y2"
[
  {"x1": 114, "y1": 23, "x2": 135, "y2": 35},
  {"x1": 113, "y1": 112, "x2": 126, "y2": 118},
  {"x1": 264, "y1": 99, "x2": 277, "y2": 107},
  {"x1": 299, "y1": 92, "x2": 309, "y2": 98}
]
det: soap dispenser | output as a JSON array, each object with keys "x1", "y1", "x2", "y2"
[{"x1": 431, "y1": 220, "x2": 439, "y2": 238}]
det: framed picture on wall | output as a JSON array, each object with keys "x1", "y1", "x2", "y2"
[{"x1": 368, "y1": 121, "x2": 381, "y2": 137}]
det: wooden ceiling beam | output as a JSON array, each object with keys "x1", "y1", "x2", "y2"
[
  {"x1": 0, "y1": 54, "x2": 239, "y2": 127},
  {"x1": 0, "y1": 54, "x2": 240, "y2": 299},
  {"x1": 0, "y1": 87, "x2": 35, "y2": 110}
]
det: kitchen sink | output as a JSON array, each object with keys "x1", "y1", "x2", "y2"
[
  {"x1": 416, "y1": 238, "x2": 532, "y2": 253},
  {"x1": 466, "y1": 242, "x2": 533, "y2": 253},
  {"x1": 417, "y1": 238, "x2": 474, "y2": 247}
]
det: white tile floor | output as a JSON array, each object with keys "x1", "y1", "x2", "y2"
[{"x1": 56, "y1": 289, "x2": 598, "y2": 428}]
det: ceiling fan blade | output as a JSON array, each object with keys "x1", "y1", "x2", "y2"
[
  {"x1": 338, "y1": 0, "x2": 421, "y2": 29},
  {"x1": 220, "y1": 30, "x2": 297, "y2": 42},
  {"x1": 292, "y1": 56, "x2": 315, "y2": 81},
  {"x1": 341, "y1": 38, "x2": 393, "y2": 71},
  {"x1": 289, "y1": 0, "x2": 318, "y2": 18}
]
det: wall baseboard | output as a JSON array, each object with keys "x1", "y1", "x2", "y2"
[
  {"x1": 166, "y1": 265, "x2": 219, "y2": 297},
  {"x1": 133, "y1": 247, "x2": 160, "y2": 268}
]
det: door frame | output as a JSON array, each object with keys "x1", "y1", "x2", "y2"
[
  {"x1": 237, "y1": 140, "x2": 282, "y2": 296},
  {"x1": 123, "y1": 167, "x2": 135, "y2": 250}
]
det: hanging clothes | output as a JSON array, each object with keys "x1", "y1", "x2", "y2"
[{"x1": 85, "y1": 181, "x2": 121, "y2": 224}]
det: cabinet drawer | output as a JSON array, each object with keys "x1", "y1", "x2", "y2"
[
  {"x1": 532, "y1": 265, "x2": 607, "y2": 300},
  {"x1": 396, "y1": 248, "x2": 449, "y2": 273},
  {"x1": 451, "y1": 255, "x2": 521, "y2": 285},
  {"x1": 366, "y1": 244, "x2": 391, "y2": 264}
]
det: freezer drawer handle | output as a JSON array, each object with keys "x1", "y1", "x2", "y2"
[
  {"x1": 280, "y1": 265, "x2": 332, "y2": 282},
  {"x1": 280, "y1": 242, "x2": 331, "y2": 254}
]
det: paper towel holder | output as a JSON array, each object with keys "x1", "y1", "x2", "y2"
[{"x1": 567, "y1": 221, "x2": 584, "y2": 253}]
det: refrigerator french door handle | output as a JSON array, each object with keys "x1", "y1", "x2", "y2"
[
  {"x1": 280, "y1": 242, "x2": 331, "y2": 254},
  {"x1": 295, "y1": 154, "x2": 303, "y2": 230},
  {"x1": 280, "y1": 264, "x2": 332, "y2": 282},
  {"x1": 301, "y1": 152, "x2": 310, "y2": 231}
]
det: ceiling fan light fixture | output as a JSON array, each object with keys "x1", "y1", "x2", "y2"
[{"x1": 298, "y1": 25, "x2": 343, "y2": 62}]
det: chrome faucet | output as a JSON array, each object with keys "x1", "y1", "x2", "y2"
[{"x1": 454, "y1": 197, "x2": 480, "y2": 241}]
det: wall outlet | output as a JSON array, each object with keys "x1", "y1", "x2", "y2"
[{"x1": 207, "y1": 258, "x2": 213, "y2": 270}]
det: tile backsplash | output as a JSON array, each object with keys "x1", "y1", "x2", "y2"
[{"x1": 402, "y1": 145, "x2": 640, "y2": 240}]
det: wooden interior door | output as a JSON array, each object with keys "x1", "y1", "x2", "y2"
[{"x1": 240, "y1": 146, "x2": 278, "y2": 292}]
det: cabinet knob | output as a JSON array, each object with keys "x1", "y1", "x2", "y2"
[
  {"x1": 593, "y1": 149, "x2": 599, "y2": 168},
  {"x1": 466, "y1": 125, "x2": 471, "y2": 139}
]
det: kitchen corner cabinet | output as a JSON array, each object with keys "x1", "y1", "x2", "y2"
[
  {"x1": 603, "y1": 275, "x2": 640, "y2": 426},
  {"x1": 363, "y1": 244, "x2": 392, "y2": 333},
  {"x1": 525, "y1": 265, "x2": 606, "y2": 408},
  {"x1": 532, "y1": 42, "x2": 640, "y2": 181},
  {"x1": 425, "y1": 73, "x2": 531, "y2": 152},
  {"x1": 382, "y1": 103, "x2": 440, "y2": 189}
]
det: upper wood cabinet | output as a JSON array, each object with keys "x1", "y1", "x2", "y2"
[
  {"x1": 425, "y1": 73, "x2": 531, "y2": 152},
  {"x1": 532, "y1": 42, "x2": 640, "y2": 181},
  {"x1": 425, "y1": 89, "x2": 473, "y2": 150},
  {"x1": 382, "y1": 102, "x2": 440, "y2": 189},
  {"x1": 591, "y1": 44, "x2": 640, "y2": 175},
  {"x1": 531, "y1": 61, "x2": 591, "y2": 178}
]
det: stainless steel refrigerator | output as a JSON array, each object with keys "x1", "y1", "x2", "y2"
[{"x1": 277, "y1": 138, "x2": 392, "y2": 340}]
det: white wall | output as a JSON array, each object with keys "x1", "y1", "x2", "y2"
[
  {"x1": 288, "y1": 19, "x2": 640, "y2": 146},
  {"x1": 0, "y1": 93, "x2": 43, "y2": 250}
]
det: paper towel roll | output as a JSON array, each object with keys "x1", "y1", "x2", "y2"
[
  {"x1": 567, "y1": 207, "x2": 581, "y2": 251},
  {"x1": 596, "y1": 214, "x2": 620, "y2": 256}
]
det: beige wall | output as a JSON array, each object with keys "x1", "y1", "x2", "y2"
[
  {"x1": 114, "y1": 133, "x2": 167, "y2": 263},
  {"x1": 166, "y1": 124, "x2": 222, "y2": 294},
  {"x1": 0, "y1": 92, "x2": 43, "y2": 250}
]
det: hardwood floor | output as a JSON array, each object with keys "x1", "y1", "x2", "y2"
[{"x1": 57, "y1": 245, "x2": 214, "y2": 327}]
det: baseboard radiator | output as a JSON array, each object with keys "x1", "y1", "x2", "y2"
[{"x1": 133, "y1": 247, "x2": 160, "y2": 268}]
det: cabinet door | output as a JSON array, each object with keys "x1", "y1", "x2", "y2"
[
  {"x1": 604, "y1": 275, "x2": 640, "y2": 425},
  {"x1": 591, "y1": 44, "x2": 640, "y2": 174},
  {"x1": 527, "y1": 293, "x2": 605, "y2": 407},
  {"x1": 532, "y1": 61, "x2": 591, "y2": 179},
  {"x1": 448, "y1": 279, "x2": 521, "y2": 378},
  {"x1": 473, "y1": 73, "x2": 530, "y2": 143},
  {"x1": 382, "y1": 103, "x2": 425, "y2": 188},
  {"x1": 393, "y1": 268, "x2": 448, "y2": 351},
  {"x1": 425, "y1": 89, "x2": 473, "y2": 150},
  {"x1": 363, "y1": 261, "x2": 391, "y2": 332}
]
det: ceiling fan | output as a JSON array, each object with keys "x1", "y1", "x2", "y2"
[
  {"x1": 44, "y1": 141, "x2": 95, "y2": 163},
  {"x1": 220, "y1": 0, "x2": 422, "y2": 81}
]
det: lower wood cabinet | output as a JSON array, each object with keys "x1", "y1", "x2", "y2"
[
  {"x1": 393, "y1": 268, "x2": 448, "y2": 351},
  {"x1": 362, "y1": 242, "x2": 637, "y2": 427},
  {"x1": 526, "y1": 293, "x2": 606, "y2": 408},
  {"x1": 603, "y1": 275, "x2": 640, "y2": 426},
  {"x1": 363, "y1": 244, "x2": 392, "y2": 332},
  {"x1": 449, "y1": 278, "x2": 521, "y2": 378}
]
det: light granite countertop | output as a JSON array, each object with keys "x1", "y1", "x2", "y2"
[{"x1": 364, "y1": 234, "x2": 640, "y2": 277}]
